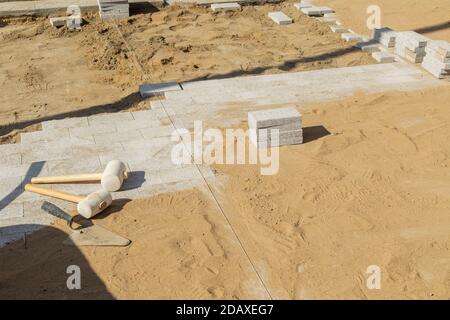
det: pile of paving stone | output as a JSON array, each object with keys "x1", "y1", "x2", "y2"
[
  {"x1": 373, "y1": 27, "x2": 396, "y2": 47},
  {"x1": 248, "y1": 107, "x2": 303, "y2": 148},
  {"x1": 422, "y1": 40, "x2": 450, "y2": 79},
  {"x1": 395, "y1": 31, "x2": 429, "y2": 63},
  {"x1": 97, "y1": 0, "x2": 129, "y2": 20}
]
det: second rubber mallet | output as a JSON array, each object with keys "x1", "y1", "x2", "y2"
[{"x1": 31, "y1": 160, "x2": 128, "y2": 192}]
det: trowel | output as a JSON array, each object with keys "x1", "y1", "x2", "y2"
[{"x1": 41, "y1": 201, "x2": 131, "y2": 247}]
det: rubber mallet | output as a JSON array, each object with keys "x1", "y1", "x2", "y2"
[
  {"x1": 24, "y1": 184, "x2": 113, "y2": 219},
  {"x1": 30, "y1": 160, "x2": 128, "y2": 192}
]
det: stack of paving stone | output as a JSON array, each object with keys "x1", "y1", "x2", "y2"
[
  {"x1": 341, "y1": 30, "x2": 363, "y2": 42},
  {"x1": 97, "y1": 0, "x2": 129, "y2": 20},
  {"x1": 49, "y1": 15, "x2": 81, "y2": 30},
  {"x1": 268, "y1": 11, "x2": 292, "y2": 25},
  {"x1": 421, "y1": 40, "x2": 450, "y2": 79},
  {"x1": 299, "y1": 5, "x2": 334, "y2": 16},
  {"x1": 372, "y1": 51, "x2": 396, "y2": 63},
  {"x1": 373, "y1": 27, "x2": 396, "y2": 48},
  {"x1": 211, "y1": 3, "x2": 240, "y2": 12},
  {"x1": 248, "y1": 107, "x2": 303, "y2": 148},
  {"x1": 395, "y1": 31, "x2": 429, "y2": 63}
]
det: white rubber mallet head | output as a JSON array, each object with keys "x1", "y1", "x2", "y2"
[
  {"x1": 77, "y1": 189, "x2": 113, "y2": 219},
  {"x1": 101, "y1": 160, "x2": 128, "y2": 192},
  {"x1": 24, "y1": 184, "x2": 113, "y2": 219}
]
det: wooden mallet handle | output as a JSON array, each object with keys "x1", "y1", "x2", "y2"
[
  {"x1": 24, "y1": 184, "x2": 83, "y2": 203},
  {"x1": 31, "y1": 173, "x2": 103, "y2": 184}
]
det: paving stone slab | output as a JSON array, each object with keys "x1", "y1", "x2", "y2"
[
  {"x1": 342, "y1": 32, "x2": 363, "y2": 42},
  {"x1": 44, "y1": 156, "x2": 102, "y2": 176},
  {"x1": 301, "y1": 6, "x2": 334, "y2": 16},
  {"x1": 372, "y1": 51, "x2": 396, "y2": 63},
  {"x1": 293, "y1": 2, "x2": 312, "y2": 10},
  {"x1": 0, "y1": 203, "x2": 24, "y2": 220},
  {"x1": 373, "y1": 27, "x2": 396, "y2": 47},
  {"x1": 20, "y1": 127, "x2": 70, "y2": 144},
  {"x1": 140, "y1": 125, "x2": 174, "y2": 139},
  {"x1": 268, "y1": 11, "x2": 292, "y2": 25},
  {"x1": 71, "y1": 142, "x2": 124, "y2": 159},
  {"x1": 87, "y1": 112, "x2": 134, "y2": 126},
  {"x1": 139, "y1": 82, "x2": 182, "y2": 98},
  {"x1": 211, "y1": 2, "x2": 240, "y2": 11},
  {"x1": 330, "y1": 25, "x2": 348, "y2": 33},
  {"x1": 427, "y1": 40, "x2": 450, "y2": 58},
  {"x1": 356, "y1": 41, "x2": 381, "y2": 52},
  {"x1": 93, "y1": 129, "x2": 144, "y2": 145},
  {"x1": 0, "y1": 153, "x2": 22, "y2": 166},
  {"x1": 69, "y1": 121, "x2": 117, "y2": 138},
  {"x1": 248, "y1": 107, "x2": 301, "y2": 129},
  {"x1": 21, "y1": 144, "x2": 73, "y2": 164},
  {"x1": 115, "y1": 118, "x2": 166, "y2": 132},
  {"x1": 42, "y1": 116, "x2": 89, "y2": 130}
]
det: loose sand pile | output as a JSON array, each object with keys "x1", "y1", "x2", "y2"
[{"x1": 1, "y1": 85, "x2": 450, "y2": 299}]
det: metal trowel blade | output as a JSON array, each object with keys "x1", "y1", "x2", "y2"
[{"x1": 64, "y1": 224, "x2": 131, "y2": 247}]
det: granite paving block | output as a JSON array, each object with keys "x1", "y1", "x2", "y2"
[
  {"x1": 342, "y1": 33, "x2": 363, "y2": 42},
  {"x1": 93, "y1": 128, "x2": 143, "y2": 145},
  {"x1": 42, "y1": 116, "x2": 89, "y2": 130},
  {"x1": 268, "y1": 11, "x2": 292, "y2": 25},
  {"x1": 87, "y1": 112, "x2": 134, "y2": 126},
  {"x1": 211, "y1": 2, "x2": 240, "y2": 11},
  {"x1": 330, "y1": 25, "x2": 348, "y2": 33},
  {"x1": 427, "y1": 40, "x2": 450, "y2": 58},
  {"x1": 356, "y1": 41, "x2": 381, "y2": 52},
  {"x1": 251, "y1": 127, "x2": 303, "y2": 142},
  {"x1": 49, "y1": 16, "x2": 69, "y2": 27},
  {"x1": 422, "y1": 58, "x2": 450, "y2": 79},
  {"x1": 0, "y1": 203, "x2": 24, "y2": 220},
  {"x1": 316, "y1": 16, "x2": 340, "y2": 25},
  {"x1": 69, "y1": 122, "x2": 117, "y2": 139},
  {"x1": 120, "y1": 136, "x2": 173, "y2": 151},
  {"x1": 301, "y1": 6, "x2": 334, "y2": 16},
  {"x1": 139, "y1": 82, "x2": 182, "y2": 98},
  {"x1": 71, "y1": 142, "x2": 124, "y2": 158},
  {"x1": 396, "y1": 31, "x2": 429, "y2": 50},
  {"x1": 248, "y1": 107, "x2": 301, "y2": 129},
  {"x1": 372, "y1": 51, "x2": 396, "y2": 63},
  {"x1": 250, "y1": 130, "x2": 303, "y2": 148},
  {"x1": 373, "y1": 27, "x2": 396, "y2": 47},
  {"x1": 294, "y1": 2, "x2": 312, "y2": 10},
  {"x1": 0, "y1": 153, "x2": 22, "y2": 166},
  {"x1": 20, "y1": 127, "x2": 70, "y2": 144},
  {"x1": 140, "y1": 125, "x2": 175, "y2": 139},
  {"x1": 115, "y1": 118, "x2": 165, "y2": 132},
  {"x1": 45, "y1": 156, "x2": 102, "y2": 176},
  {"x1": 21, "y1": 144, "x2": 73, "y2": 163}
]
